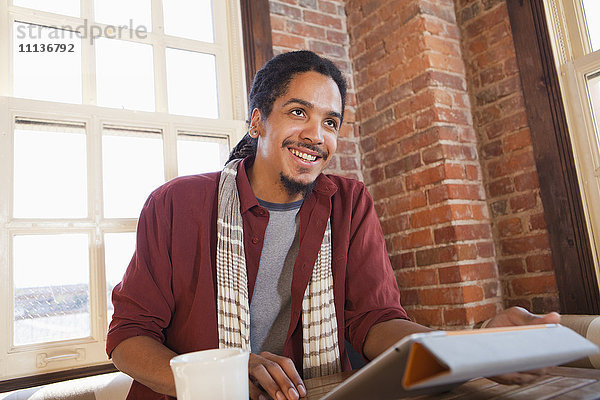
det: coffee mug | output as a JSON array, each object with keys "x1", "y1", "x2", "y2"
[{"x1": 170, "y1": 348, "x2": 249, "y2": 400}]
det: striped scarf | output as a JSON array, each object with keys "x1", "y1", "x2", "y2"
[{"x1": 216, "y1": 159, "x2": 341, "y2": 378}]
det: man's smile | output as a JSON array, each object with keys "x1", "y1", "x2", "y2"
[
  {"x1": 289, "y1": 148, "x2": 318, "y2": 162},
  {"x1": 283, "y1": 139, "x2": 328, "y2": 165}
]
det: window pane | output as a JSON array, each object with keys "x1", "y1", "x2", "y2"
[
  {"x1": 104, "y1": 232, "x2": 135, "y2": 323},
  {"x1": 13, "y1": 22, "x2": 82, "y2": 104},
  {"x1": 163, "y1": 0, "x2": 214, "y2": 42},
  {"x1": 95, "y1": 38, "x2": 155, "y2": 111},
  {"x1": 166, "y1": 49, "x2": 218, "y2": 118},
  {"x1": 13, "y1": 119, "x2": 87, "y2": 218},
  {"x1": 587, "y1": 70, "x2": 600, "y2": 150},
  {"x1": 177, "y1": 134, "x2": 229, "y2": 176},
  {"x1": 12, "y1": 0, "x2": 79, "y2": 17},
  {"x1": 102, "y1": 127, "x2": 164, "y2": 218},
  {"x1": 13, "y1": 234, "x2": 90, "y2": 346},
  {"x1": 94, "y1": 0, "x2": 152, "y2": 33},
  {"x1": 582, "y1": 0, "x2": 600, "y2": 52}
]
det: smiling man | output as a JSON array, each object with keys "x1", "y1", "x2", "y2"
[{"x1": 106, "y1": 51, "x2": 560, "y2": 400}]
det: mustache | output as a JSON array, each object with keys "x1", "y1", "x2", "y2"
[{"x1": 282, "y1": 138, "x2": 329, "y2": 161}]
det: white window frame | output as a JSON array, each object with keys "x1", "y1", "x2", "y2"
[
  {"x1": 545, "y1": 0, "x2": 600, "y2": 288},
  {"x1": 0, "y1": 0, "x2": 247, "y2": 380}
]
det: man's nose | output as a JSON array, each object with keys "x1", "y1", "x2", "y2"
[{"x1": 299, "y1": 120, "x2": 324, "y2": 144}]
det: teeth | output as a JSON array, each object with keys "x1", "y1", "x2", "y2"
[{"x1": 290, "y1": 148, "x2": 317, "y2": 162}]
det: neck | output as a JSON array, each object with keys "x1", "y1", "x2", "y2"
[{"x1": 247, "y1": 162, "x2": 305, "y2": 203}]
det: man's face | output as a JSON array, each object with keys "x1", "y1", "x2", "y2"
[{"x1": 250, "y1": 71, "x2": 342, "y2": 201}]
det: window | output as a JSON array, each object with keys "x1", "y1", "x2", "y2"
[
  {"x1": 545, "y1": 0, "x2": 600, "y2": 286},
  {"x1": 0, "y1": 0, "x2": 247, "y2": 380}
]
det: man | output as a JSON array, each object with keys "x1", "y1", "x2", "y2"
[{"x1": 107, "y1": 50, "x2": 560, "y2": 400}]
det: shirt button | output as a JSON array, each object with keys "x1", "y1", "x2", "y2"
[{"x1": 252, "y1": 237, "x2": 259, "y2": 244}]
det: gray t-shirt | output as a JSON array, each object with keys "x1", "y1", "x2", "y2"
[{"x1": 249, "y1": 198, "x2": 302, "y2": 355}]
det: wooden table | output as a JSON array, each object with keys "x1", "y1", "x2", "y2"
[{"x1": 305, "y1": 366, "x2": 600, "y2": 399}]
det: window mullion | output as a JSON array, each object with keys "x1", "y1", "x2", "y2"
[
  {"x1": 0, "y1": 96, "x2": 10, "y2": 373},
  {"x1": 0, "y1": 0, "x2": 9, "y2": 96},
  {"x1": 81, "y1": 0, "x2": 96, "y2": 105},
  {"x1": 152, "y1": 0, "x2": 167, "y2": 114}
]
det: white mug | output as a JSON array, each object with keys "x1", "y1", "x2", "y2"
[{"x1": 170, "y1": 348, "x2": 249, "y2": 400}]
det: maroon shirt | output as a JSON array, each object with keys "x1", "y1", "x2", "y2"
[{"x1": 107, "y1": 158, "x2": 408, "y2": 399}]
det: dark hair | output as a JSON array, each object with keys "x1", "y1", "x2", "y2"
[{"x1": 227, "y1": 50, "x2": 347, "y2": 162}]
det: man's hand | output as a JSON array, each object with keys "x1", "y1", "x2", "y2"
[
  {"x1": 485, "y1": 306, "x2": 561, "y2": 329},
  {"x1": 485, "y1": 306, "x2": 561, "y2": 385},
  {"x1": 248, "y1": 352, "x2": 307, "y2": 400}
]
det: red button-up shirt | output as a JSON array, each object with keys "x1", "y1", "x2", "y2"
[{"x1": 107, "y1": 158, "x2": 408, "y2": 399}]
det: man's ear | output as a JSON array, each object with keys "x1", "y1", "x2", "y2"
[{"x1": 249, "y1": 108, "x2": 263, "y2": 135}]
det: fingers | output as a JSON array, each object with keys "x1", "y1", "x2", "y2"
[
  {"x1": 248, "y1": 352, "x2": 306, "y2": 400},
  {"x1": 249, "y1": 379, "x2": 268, "y2": 400},
  {"x1": 265, "y1": 353, "x2": 306, "y2": 396},
  {"x1": 486, "y1": 307, "x2": 561, "y2": 328}
]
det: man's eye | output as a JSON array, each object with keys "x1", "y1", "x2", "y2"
[
  {"x1": 291, "y1": 109, "x2": 304, "y2": 117},
  {"x1": 325, "y1": 119, "x2": 338, "y2": 130}
]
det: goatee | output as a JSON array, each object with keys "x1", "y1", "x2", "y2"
[{"x1": 280, "y1": 172, "x2": 316, "y2": 198}]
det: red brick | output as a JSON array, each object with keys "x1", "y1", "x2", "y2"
[
  {"x1": 511, "y1": 274, "x2": 557, "y2": 296},
  {"x1": 471, "y1": 204, "x2": 489, "y2": 221},
  {"x1": 416, "y1": 245, "x2": 458, "y2": 266},
  {"x1": 375, "y1": 118, "x2": 414, "y2": 145},
  {"x1": 420, "y1": 285, "x2": 484, "y2": 306},
  {"x1": 477, "y1": 241, "x2": 495, "y2": 258},
  {"x1": 388, "y1": 191, "x2": 427, "y2": 215},
  {"x1": 363, "y1": 167, "x2": 384, "y2": 185},
  {"x1": 488, "y1": 151, "x2": 535, "y2": 179},
  {"x1": 498, "y1": 258, "x2": 526, "y2": 275},
  {"x1": 438, "y1": 262, "x2": 497, "y2": 284},
  {"x1": 529, "y1": 213, "x2": 547, "y2": 230},
  {"x1": 380, "y1": 215, "x2": 410, "y2": 236},
  {"x1": 270, "y1": 15, "x2": 287, "y2": 31},
  {"x1": 303, "y1": 9, "x2": 343, "y2": 29},
  {"x1": 370, "y1": 176, "x2": 405, "y2": 199},
  {"x1": 318, "y1": 0, "x2": 338, "y2": 14},
  {"x1": 497, "y1": 217, "x2": 522, "y2": 237},
  {"x1": 504, "y1": 128, "x2": 531, "y2": 152},
  {"x1": 444, "y1": 163, "x2": 467, "y2": 179},
  {"x1": 514, "y1": 171, "x2": 539, "y2": 191},
  {"x1": 286, "y1": 20, "x2": 326, "y2": 39},
  {"x1": 405, "y1": 164, "x2": 446, "y2": 190},
  {"x1": 407, "y1": 308, "x2": 443, "y2": 326},
  {"x1": 444, "y1": 303, "x2": 500, "y2": 326},
  {"x1": 272, "y1": 32, "x2": 305, "y2": 49},
  {"x1": 384, "y1": 153, "x2": 422, "y2": 177},
  {"x1": 399, "y1": 289, "x2": 419, "y2": 306},
  {"x1": 396, "y1": 268, "x2": 438, "y2": 288},
  {"x1": 270, "y1": 2, "x2": 302, "y2": 19},
  {"x1": 526, "y1": 254, "x2": 554, "y2": 273},
  {"x1": 309, "y1": 40, "x2": 346, "y2": 58},
  {"x1": 509, "y1": 192, "x2": 536, "y2": 213},
  {"x1": 483, "y1": 280, "x2": 501, "y2": 298},
  {"x1": 488, "y1": 177, "x2": 513, "y2": 197},
  {"x1": 500, "y1": 233, "x2": 550, "y2": 255},
  {"x1": 339, "y1": 155, "x2": 358, "y2": 170},
  {"x1": 398, "y1": 228, "x2": 434, "y2": 249},
  {"x1": 433, "y1": 223, "x2": 492, "y2": 244},
  {"x1": 484, "y1": 111, "x2": 528, "y2": 139},
  {"x1": 531, "y1": 295, "x2": 560, "y2": 314},
  {"x1": 482, "y1": 140, "x2": 503, "y2": 158},
  {"x1": 465, "y1": 165, "x2": 479, "y2": 180}
]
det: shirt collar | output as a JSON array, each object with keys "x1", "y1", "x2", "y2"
[{"x1": 235, "y1": 156, "x2": 338, "y2": 214}]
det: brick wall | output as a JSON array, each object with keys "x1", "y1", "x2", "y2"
[
  {"x1": 269, "y1": 0, "x2": 363, "y2": 180},
  {"x1": 455, "y1": 0, "x2": 559, "y2": 313},
  {"x1": 267, "y1": 0, "x2": 560, "y2": 327},
  {"x1": 345, "y1": 0, "x2": 502, "y2": 328}
]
